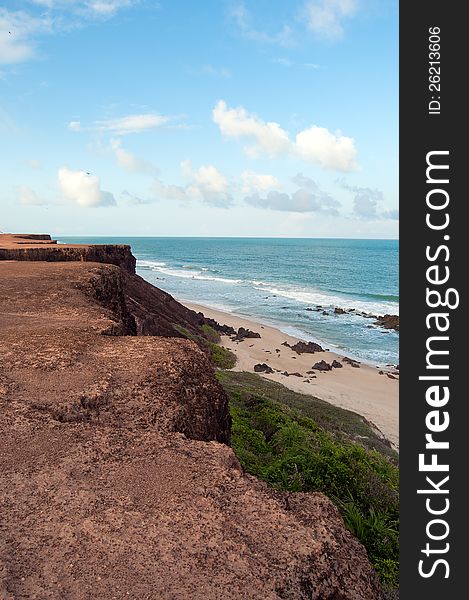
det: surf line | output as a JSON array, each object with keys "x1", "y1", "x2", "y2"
[{"x1": 416, "y1": 150, "x2": 459, "y2": 580}]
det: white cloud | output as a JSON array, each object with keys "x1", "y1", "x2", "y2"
[
  {"x1": 229, "y1": 3, "x2": 292, "y2": 46},
  {"x1": 30, "y1": 1, "x2": 137, "y2": 18},
  {"x1": 1, "y1": 2, "x2": 136, "y2": 67},
  {"x1": 352, "y1": 187, "x2": 381, "y2": 218},
  {"x1": 68, "y1": 120, "x2": 82, "y2": 131},
  {"x1": 17, "y1": 185, "x2": 47, "y2": 205},
  {"x1": 85, "y1": 1, "x2": 135, "y2": 17},
  {"x1": 294, "y1": 126, "x2": 357, "y2": 170},
  {"x1": 339, "y1": 179, "x2": 398, "y2": 220},
  {"x1": 240, "y1": 170, "x2": 280, "y2": 194},
  {"x1": 151, "y1": 179, "x2": 187, "y2": 202},
  {"x1": 0, "y1": 9, "x2": 53, "y2": 65},
  {"x1": 383, "y1": 208, "x2": 399, "y2": 220},
  {"x1": 58, "y1": 167, "x2": 116, "y2": 207},
  {"x1": 302, "y1": 0, "x2": 358, "y2": 41},
  {"x1": 69, "y1": 113, "x2": 172, "y2": 135},
  {"x1": 110, "y1": 138, "x2": 159, "y2": 174},
  {"x1": 213, "y1": 100, "x2": 290, "y2": 159},
  {"x1": 245, "y1": 173, "x2": 340, "y2": 213},
  {"x1": 213, "y1": 100, "x2": 357, "y2": 171},
  {"x1": 183, "y1": 160, "x2": 233, "y2": 207},
  {"x1": 98, "y1": 114, "x2": 169, "y2": 135},
  {"x1": 151, "y1": 162, "x2": 233, "y2": 208}
]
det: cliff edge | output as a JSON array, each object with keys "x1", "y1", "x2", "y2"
[
  {"x1": 0, "y1": 233, "x2": 136, "y2": 274},
  {"x1": 0, "y1": 235, "x2": 382, "y2": 600}
]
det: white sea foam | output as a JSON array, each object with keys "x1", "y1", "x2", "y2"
[
  {"x1": 137, "y1": 261, "x2": 398, "y2": 315},
  {"x1": 137, "y1": 259, "x2": 167, "y2": 268},
  {"x1": 252, "y1": 283, "x2": 399, "y2": 316},
  {"x1": 137, "y1": 261, "x2": 243, "y2": 285}
]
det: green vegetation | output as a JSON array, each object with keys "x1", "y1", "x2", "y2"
[
  {"x1": 209, "y1": 343, "x2": 237, "y2": 369},
  {"x1": 217, "y1": 370, "x2": 399, "y2": 592},
  {"x1": 200, "y1": 323, "x2": 221, "y2": 343},
  {"x1": 173, "y1": 323, "x2": 236, "y2": 369}
]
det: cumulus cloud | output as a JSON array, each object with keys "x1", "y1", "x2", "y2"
[
  {"x1": 110, "y1": 139, "x2": 159, "y2": 174},
  {"x1": 58, "y1": 167, "x2": 116, "y2": 207},
  {"x1": 151, "y1": 161, "x2": 233, "y2": 208},
  {"x1": 339, "y1": 179, "x2": 398, "y2": 220},
  {"x1": 182, "y1": 160, "x2": 233, "y2": 207},
  {"x1": 382, "y1": 208, "x2": 399, "y2": 220},
  {"x1": 302, "y1": 0, "x2": 358, "y2": 41},
  {"x1": 151, "y1": 178, "x2": 187, "y2": 202},
  {"x1": 240, "y1": 170, "x2": 280, "y2": 194},
  {"x1": 69, "y1": 113, "x2": 172, "y2": 135},
  {"x1": 228, "y1": 3, "x2": 292, "y2": 46},
  {"x1": 213, "y1": 100, "x2": 357, "y2": 171},
  {"x1": 245, "y1": 173, "x2": 340, "y2": 214},
  {"x1": 294, "y1": 126, "x2": 357, "y2": 171},
  {"x1": 352, "y1": 187, "x2": 381, "y2": 219},
  {"x1": 213, "y1": 100, "x2": 291, "y2": 159},
  {"x1": 17, "y1": 185, "x2": 47, "y2": 205}
]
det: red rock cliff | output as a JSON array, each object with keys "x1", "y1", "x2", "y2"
[
  {"x1": 0, "y1": 236, "x2": 383, "y2": 600},
  {"x1": 0, "y1": 233, "x2": 136, "y2": 273}
]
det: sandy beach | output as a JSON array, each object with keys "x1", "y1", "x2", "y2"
[{"x1": 183, "y1": 300, "x2": 399, "y2": 450}]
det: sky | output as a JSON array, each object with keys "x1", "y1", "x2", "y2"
[{"x1": 0, "y1": 0, "x2": 398, "y2": 238}]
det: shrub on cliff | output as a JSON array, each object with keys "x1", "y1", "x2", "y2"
[
  {"x1": 173, "y1": 324, "x2": 236, "y2": 369},
  {"x1": 218, "y1": 370, "x2": 399, "y2": 592},
  {"x1": 209, "y1": 343, "x2": 237, "y2": 369}
]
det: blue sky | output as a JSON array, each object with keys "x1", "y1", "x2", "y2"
[{"x1": 1, "y1": 0, "x2": 398, "y2": 237}]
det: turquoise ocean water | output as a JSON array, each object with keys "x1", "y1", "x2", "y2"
[{"x1": 60, "y1": 237, "x2": 399, "y2": 366}]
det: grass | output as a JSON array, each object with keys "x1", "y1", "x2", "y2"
[
  {"x1": 218, "y1": 371, "x2": 397, "y2": 459},
  {"x1": 209, "y1": 343, "x2": 237, "y2": 369},
  {"x1": 217, "y1": 370, "x2": 399, "y2": 592},
  {"x1": 200, "y1": 323, "x2": 221, "y2": 343},
  {"x1": 173, "y1": 323, "x2": 237, "y2": 370}
]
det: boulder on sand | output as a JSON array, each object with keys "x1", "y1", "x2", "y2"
[
  {"x1": 312, "y1": 360, "x2": 332, "y2": 372},
  {"x1": 282, "y1": 340, "x2": 324, "y2": 354},
  {"x1": 234, "y1": 327, "x2": 262, "y2": 341},
  {"x1": 254, "y1": 363, "x2": 274, "y2": 374}
]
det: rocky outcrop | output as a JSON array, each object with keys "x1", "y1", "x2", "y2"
[
  {"x1": 202, "y1": 317, "x2": 236, "y2": 336},
  {"x1": 233, "y1": 326, "x2": 262, "y2": 341},
  {"x1": 283, "y1": 340, "x2": 324, "y2": 354},
  {"x1": 123, "y1": 270, "x2": 209, "y2": 338},
  {"x1": 312, "y1": 360, "x2": 333, "y2": 372},
  {"x1": 374, "y1": 314, "x2": 399, "y2": 331},
  {"x1": 0, "y1": 237, "x2": 383, "y2": 600},
  {"x1": 343, "y1": 357, "x2": 361, "y2": 368},
  {"x1": 254, "y1": 363, "x2": 274, "y2": 374},
  {"x1": 0, "y1": 234, "x2": 227, "y2": 343},
  {"x1": 0, "y1": 233, "x2": 136, "y2": 274}
]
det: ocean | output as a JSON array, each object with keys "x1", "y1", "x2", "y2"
[{"x1": 59, "y1": 237, "x2": 399, "y2": 366}]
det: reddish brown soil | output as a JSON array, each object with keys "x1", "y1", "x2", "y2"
[{"x1": 0, "y1": 240, "x2": 383, "y2": 600}]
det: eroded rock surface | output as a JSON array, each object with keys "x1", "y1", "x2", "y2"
[{"x1": 0, "y1": 239, "x2": 383, "y2": 600}]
